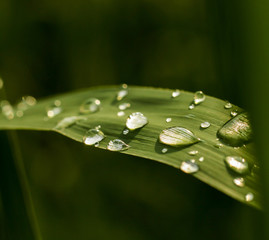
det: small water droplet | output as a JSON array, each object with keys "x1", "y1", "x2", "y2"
[
  {"x1": 188, "y1": 150, "x2": 198, "y2": 156},
  {"x1": 122, "y1": 83, "x2": 128, "y2": 89},
  {"x1": 54, "y1": 100, "x2": 61, "y2": 106},
  {"x1": 214, "y1": 143, "x2": 223, "y2": 148},
  {"x1": 126, "y1": 112, "x2": 148, "y2": 130},
  {"x1": 172, "y1": 89, "x2": 180, "y2": 98},
  {"x1": 233, "y1": 177, "x2": 245, "y2": 187},
  {"x1": 161, "y1": 148, "x2": 168, "y2": 153},
  {"x1": 180, "y1": 160, "x2": 199, "y2": 174},
  {"x1": 47, "y1": 100, "x2": 62, "y2": 118},
  {"x1": 23, "y1": 96, "x2": 37, "y2": 106},
  {"x1": 83, "y1": 129, "x2": 105, "y2": 146},
  {"x1": 166, "y1": 117, "x2": 172, "y2": 123},
  {"x1": 94, "y1": 142, "x2": 99, "y2": 147},
  {"x1": 80, "y1": 98, "x2": 101, "y2": 114},
  {"x1": 117, "y1": 85, "x2": 128, "y2": 101},
  {"x1": 118, "y1": 102, "x2": 131, "y2": 110},
  {"x1": 159, "y1": 126, "x2": 200, "y2": 147},
  {"x1": 198, "y1": 156, "x2": 204, "y2": 162},
  {"x1": 200, "y1": 121, "x2": 211, "y2": 129},
  {"x1": 224, "y1": 156, "x2": 249, "y2": 174},
  {"x1": 230, "y1": 110, "x2": 238, "y2": 117},
  {"x1": 224, "y1": 102, "x2": 232, "y2": 109},
  {"x1": 217, "y1": 112, "x2": 252, "y2": 147},
  {"x1": 190, "y1": 159, "x2": 196, "y2": 163},
  {"x1": 16, "y1": 110, "x2": 24, "y2": 117},
  {"x1": 188, "y1": 104, "x2": 195, "y2": 110},
  {"x1": 117, "y1": 111, "x2": 125, "y2": 117},
  {"x1": 95, "y1": 125, "x2": 101, "y2": 130},
  {"x1": 193, "y1": 91, "x2": 206, "y2": 105},
  {"x1": 55, "y1": 116, "x2": 87, "y2": 129},
  {"x1": 107, "y1": 139, "x2": 130, "y2": 151},
  {"x1": 1, "y1": 100, "x2": 14, "y2": 119},
  {"x1": 245, "y1": 192, "x2": 254, "y2": 202},
  {"x1": 123, "y1": 129, "x2": 129, "y2": 135}
]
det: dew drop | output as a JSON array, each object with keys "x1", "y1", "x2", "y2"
[
  {"x1": 123, "y1": 129, "x2": 129, "y2": 135},
  {"x1": 126, "y1": 112, "x2": 148, "y2": 130},
  {"x1": 200, "y1": 121, "x2": 211, "y2": 129},
  {"x1": 80, "y1": 98, "x2": 101, "y2": 114},
  {"x1": 117, "y1": 85, "x2": 128, "y2": 101},
  {"x1": 224, "y1": 156, "x2": 249, "y2": 174},
  {"x1": 117, "y1": 111, "x2": 125, "y2": 117},
  {"x1": 188, "y1": 150, "x2": 198, "y2": 156},
  {"x1": 161, "y1": 148, "x2": 168, "y2": 153},
  {"x1": 233, "y1": 177, "x2": 245, "y2": 187},
  {"x1": 47, "y1": 100, "x2": 62, "y2": 118},
  {"x1": 83, "y1": 129, "x2": 105, "y2": 146},
  {"x1": 198, "y1": 156, "x2": 204, "y2": 162},
  {"x1": 1, "y1": 100, "x2": 14, "y2": 119},
  {"x1": 180, "y1": 160, "x2": 199, "y2": 174},
  {"x1": 193, "y1": 91, "x2": 206, "y2": 105},
  {"x1": 245, "y1": 192, "x2": 254, "y2": 202},
  {"x1": 107, "y1": 139, "x2": 130, "y2": 151},
  {"x1": 230, "y1": 110, "x2": 238, "y2": 117},
  {"x1": 172, "y1": 89, "x2": 180, "y2": 98},
  {"x1": 166, "y1": 117, "x2": 172, "y2": 123},
  {"x1": 159, "y1": 126, "x2": 200, "y2": 147},
  {"x1": 224, "y1": 102, "x2": 232, "y2": 109},
  {"x1": 55, "y1": 116, "x2": 87, "y2": 129},
  {"x1": 118, "y1": 102, "x2": 131, "y2": 110},
  {"x1": 217, "y1": 112, "x2": 252, "y2": 147}
]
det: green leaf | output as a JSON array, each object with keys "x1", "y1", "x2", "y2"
[{"x1": 0, "y1": 86, "x2": 261, "y2": 209}]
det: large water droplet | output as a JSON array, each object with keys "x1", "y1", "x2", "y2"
[
  {"x1": 193, "y1": 91, "x2": 206, "y2": 105},
  {"x1": 224, "y1": 156, "x2": 249, "y2": 174},
  {"x1": 159, "y1": 126, "x2": 200, "y2": 147},
  {"x1": 172, "y1": 89, "x2": 180, "y2": 98},
  {"x1": 217, "y1": 112, "x2": 252, "y2": 147},
  {"x1": 80, "y1": 98, "x2": 101, "y2": 114},
  {"x1": 118, "y1": 102, "x2": 131, "y2": 110},
  {"x1": 47, "y1": 100, "x2": 62, "y2": 118},
  {"x1": 200, "y1": 121, "x2": 211, "y2": 129},
  {"x1": 233, "y1": 177, "x2": 245, "y2": 187},
  {"x1": 83, "y1": 129, "x2": 105, "y2": 146},
  {"x1": 126, "y1": 112, "x2": 148, "y2": 130},
  {"x1": 245, "y1": 192, "x2": 254, "y2": 202},
  {"x1": 107, "y1": 139, "x2": 130, "y2": 151},
  {"x1": 180, "y1": 160, "x2": 199, "y2": 174},
  {"x1": 1, "y1": 100, "x2": 14, "y2": 119},
  {"x1": 55, "y1": 116, "x2": 87, "y2": 129}
]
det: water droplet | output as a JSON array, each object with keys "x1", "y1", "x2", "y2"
[
  {"x1": 161, "y1": 148, "x2": 168, "y2": 153},
  {"x1": 1, "y1": 100, "x2": 14, "y2": 119},
  {"x1": 122, "y1": 83, "x2": 128, "y2": 89},
  {"x1": 159, "y1": 126, "x2": 200, "y2": 147},
  {"x1": 47, "y1": 100, "x2": 62, "y2": 118},
  {"x1": 80, "y1": 98, "x2": 101, "y2": 114},
  {"x1": 107, "y1": 139, "x2": 130, "y2": 151},
  {"x1": 224, "y1": 156, "x2": 249, "y2": 174},
  {"x1": 245, "y1": 192, "x2": 254, "y2": 202},
  {"x1": 55, "y1": 116, "x2": 87, "y2": 129},
  {"x1": 0, "y1": 78, "x2": 4, "y2": 89},
  {"x1": 214, "y1": 143, "x2": 223, "y2": 148},
  {"x1": 172, "y1": 89, "x2": 180, "y2": 98},
  {"x1": 83, "y1": 129, "x2": 105, "y2": 146},
  {"x1": 117, "y1": 111, "x2": 125, "y2": 117},
  {"x1": 180, "y1": 160, "x2": 199, "y2": 174},
  {"x1": 200, "y1": 121, "x2": 211, "y2": 129},
  {"x1": 166, "y1": 117, "x2": 172, "y2": 123},
  {"x1": 188, "y1": 150, "x2": 198, "y2": 156},
  {"x1": 224, "y1": 102, "x2": 232, "y2": 109},
  {"x1": 233, "y1": 177, "x2": 245, "y2": 187},
  {"x1": 193, "y1": 91, "x2": 206, "y2": 105},
  {"x1": 117, "y1": 85, "x2": 128, "y2": 101},
  {"x1": 118, "y1": 102, "x2": 131, "y2": 110},
  {"x1": 23, "y1": 96, "x2": 37, "y2": 106},
  {"x1": 126, "y1": 112, "x2": 148, "y2": 130},
  {"x1": 230, "y1": 110, "x2": 238, "y2": 117},
  {"x1": 95, "y1": 125, "x2": 101, "y2": 130},
  {"x1": 217, "y1": 112, "x2": 252, "y2": 147},
  {"x1": 198, "y1": 156, "x2": 204, "y2": 162},
  {"x1": 16, "y1": 110, "x2": 24, "y2": 117},
  {"x1": 123, "y1": 129, "x2": 129, "y2": 135},
  {"x1": 188, "y1": 104, "x2": 195, "y2": 110}
]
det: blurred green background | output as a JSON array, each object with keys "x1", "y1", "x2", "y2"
[{"x1": 0, "y1": 0, "x2": 264, "y2": 240}]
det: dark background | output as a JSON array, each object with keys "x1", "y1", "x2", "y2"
[{"x1": 0, "y1": 0, "x2": 263, "y2": 240}]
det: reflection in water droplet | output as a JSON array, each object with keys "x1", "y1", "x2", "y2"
[
  {"x1": 188, "y1": 104, "x2": 195, "y2": 110},
  {"x1": 107, "y1": 139, "x2": 130, "y2": 151},
  {"x1": 55, "y1": 116, "x2": 87, "y2": 129},
  {"x1": 126, "y1": 112, "x2": 148, "y2": 130},
  {"x1": 166, "y1": 117, "x2": 172, "y2": 123},
  {"x1": 194, "y1": 91, "x2": 206, "y2": 105},
  {"x1": 83, "y1": 129, "x2": 105, "y2": 146},
  {"x1": 159, "y1": 126, "x2": 200, "y2": 147},
  {"x1": 188, "y1": 150, "x2": 198, "y2": 156},
  {"x1": 117, "y1": 111, "x2": 125, "y2": 117},
  {"x1": 123, "y1": 129, "x2": 129, "y2": 135},
  {"x1": 245, "y1": 192, "x2": 254, "y2": 202},
  {"x1": 224, "y1": 156, "x2": 249, "y2": 174},
  {"x1": 200, "y1": 122, "x2": 211, "y2": 129},
  {"x1": 80, "y1": 98, "x2": 101, "y2": 114},
  {"x1": 118, "y1": 103, "x2": 131, "y2": 110},
  {"x1": 199, "y1": 156, "x2": 204, "y2": 162},
  {"x1": 233, "y1": 177, "x2": 245, "y2": 187},
  {"x1": 172, "y1": 89, "x2": 180, "y2": 98},
  {"x1": 230, "y1": 110, "x2": 238, "y2": 117},
  {"x1": 161, "y1": 148, "x2": 168, "y2": 153},
  {"x1": 217, "y1": 112, "x2": 252, "y2": 147},
  {"x1": 1, "y1": 100, "x2": 14, "y2": 119},
  {"x1": 224, "y1": 102, "x2": 232, "y2": 109},
  {"x1": 47, "y1": 100, "x2": 62, "y2": 118},
  {"x1": 180, "y1": 160, "x2": 199, "y2": 174}
]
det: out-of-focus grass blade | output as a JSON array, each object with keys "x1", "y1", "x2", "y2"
[{"x1": 0, "y1": 86, "x2": 261, "y2": 209}]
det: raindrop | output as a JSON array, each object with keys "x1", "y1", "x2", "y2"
[
  {"x1": 172, "y1": 89, "x2": 180, "y2": 98},
  {"x1": 193, "y1": 91, "x2": 206, "y2": 105},
  {"x1": 245, "y1": 192, "x2": 254, "y2": 202},
  {"x1": 159, "y1": 126, "x2": 200, "y2": 147},
  {"x1": 126, "y1": 112, "x2": 148, "y2": 130},
  {"x1": 188, "y1": 150, "x2": 198, "y2": 156},
  {"x1": 55, "y1": 116, "x2": 87, "y2": 129},
  {"x1": 118, "y1": 102, "x2": 131, "y2": 110},
  {"x1": 107, "y1": 139, "x2": 130, "y2": 151},
  {"x1": 180, "y1": 160, "x2": 199, "y2": 174},
  {"x1": 47, "y1": 100, "x2": 62, "y2": 118},
  {"x1": 224, "y1": 102, "x2": 232, "y2": 109},
  {"x1": 224, "y1": 156, "x2": 249, "y2": 175},
  {"x1": 80, "y1": 98, "x2": 101, "y2": 114},
  {"x1": 161, "y1": 148, "x2": 168, "y2": 153},
  {"x1": 233, "y1": 177, "x2": 245, "y2": 187},
  {"x1": 1, "y1": 100, "x2": 14, "y2": 119},
  {"x1": 198, "y1": 156, "x2": 204, "y2": 162},
  {"x1": 230, "y1": 110, "x2": 238, "y2": 117},
  {"x1": 200, "y1": 121, "x2": 211, "y2": 129},
  {"x1": 117, "y1": 84, "x2": 128, "y2": 101},
  {"x1": 166, "y1": 117, "x2": 172, "y2": 123},
  {"x1": 117, "y1": 111, "x2": 125, "y2": 117},
  {"x1": 83, "y1": 128, "x2": 105, "y2": 146},
  {"x1": 217, "y1": 112, "x2": 252, "y2": 147},
  {"x1": 123, "y1": 129, "x2": 129, "y2": 135}
]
